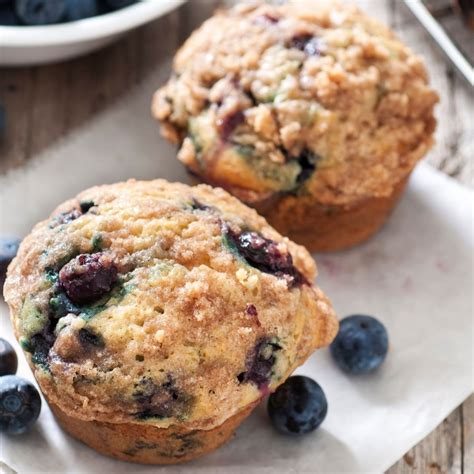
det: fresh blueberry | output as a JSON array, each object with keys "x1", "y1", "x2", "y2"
[
  {"x1": 268, "y1": 375, "x2": 328, "y2": 436},
  {"x1": 0, "y1": 375, "x2": 41, "y2": 435},
  {"x1": 0, "y1": 237, "x2": 21, "y2": 278},
  {"x1": 65, "y1": 0, "x2": 99, "y2": 21},
  {"x1": 15, "y1": 0, "x2": 67, "y2": 25},
  {"x1": 104, "y1": 0, "x2": 136, "y2": 10},
  {"x1": 0, "y1": 338, "x2": 18, "y2": 376},
  {"x1": 59, "y1": 252, "x2": 118, "y2": 304},
  {"x1": 330, "y1": 315, "x2": 389, "y2": 374}
]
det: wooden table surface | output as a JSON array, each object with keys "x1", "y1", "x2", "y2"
[{"x1": 0, "y1": 1, "x2": 472, "y2": 472}]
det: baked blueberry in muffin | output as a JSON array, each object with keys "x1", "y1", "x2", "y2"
[
  {"x1": 153, "y1": 1, "x2": 438, "y2": 251},
  {"x1": 4, "y1": 179, "x2": 337, "y2": 464}
]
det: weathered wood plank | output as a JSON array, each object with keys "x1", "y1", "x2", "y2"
[
  {"x1": 387, "y1": 402, "x2": 463, "y2": 473},
  {"x1": 0, "y1": 68, "x2": 35, "y2": 170},
  {"x1": 391, "y1": 1, "x2": 473, "y2": 187},
  {"x1": 463, "y1": 394, "x2": 474, "y2": 474}
]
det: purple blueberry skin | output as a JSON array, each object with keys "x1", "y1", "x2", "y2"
[
  {"x1": 268, "y1": 375, "x2": 328, "y2": 436},
  {"x1": 330, "y1": 315, "x2": 389, "y2": 374},
  {"x1": 225, "y1": 229, "x2": 308, "y2": 288},
  {"x1": 0, "y1": 375, "x2": 42, "y2": 435},
  {"x1": 0, "y1": 338, "x2": 18, "y2": 376},
  {"x1": 238, "y1": 338, "x2": 281, "y2": 389},
  {"x1": 59, "y1": 252, "x2": 118, "y2": 305}
]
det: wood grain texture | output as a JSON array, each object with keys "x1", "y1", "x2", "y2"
[
  {"x1": 0, "y1": 1, "x2": 472, "y2": 472},
  {"x1": 362, "y1": 0, "x2": 473, "y2": 187},
  {"x1": 463, "y1": 394, "x2": 474, "y2": 474},
  {"x1": 386, "y1": 399, "x2": 466, "y2": 473}
]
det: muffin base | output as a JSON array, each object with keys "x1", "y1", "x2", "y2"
[
  {"x1": 188, "y1": 170, "x2": 409, "y2": 253},
  {"x1": 254, "y1": 176, "x2": 409, "y2": 252},
  {"x1": 49, "y1": 401, "x2": 257, "y2": 465}
]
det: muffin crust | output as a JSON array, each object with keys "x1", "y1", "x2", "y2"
[
  {"x1": 153, "y1": 0, "x2": 438, "y2": 206},
  {"x1": 5, "y1": 180, "x2": 337, "y2": 433}
]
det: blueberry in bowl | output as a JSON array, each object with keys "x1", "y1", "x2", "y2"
[
  {"x1": 0, "y1": 375, "x2": 42, "y2": 435},
  {"x1": 5, "y1": 0, "x2": 138, "y2": 26},
  {"x1": 65, "y1": 0, "x2": 100, "y2": 22},
  {"x1": 1, "y1": 0, "x2": 184, "y2": 66},
  {"x1": 15, "y1": 0, "x2": 67, "y2": 26},
  {"x1": 330, "y1": 315, "x2": 389, "y2": 375},
  {"x1": 105, "y1": 0, "x2": 136, "y2": 9}
]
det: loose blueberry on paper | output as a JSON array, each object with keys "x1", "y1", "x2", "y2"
[
  {"x1": 268, "y1": 375, "x2": 328, "y2": 435},
  {"x1": 0, "y1": 339, "x2": 18, "y2": 376},
  {"x1": 330, "y1": 315, "x2": 389, "y2": 374},
  {"x1": 0, "y1": 375, "x2": 41, "y2": 435},
  {"x1": 0, "y1": 237, "x2": 20, "y2": 278}
]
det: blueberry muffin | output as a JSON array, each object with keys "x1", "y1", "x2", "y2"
[
  {"x1": 4, "y1": 179, "x2": 337, "y2": 464},
  {"x1": 152, "y1": 1, "x2": 438, "y2": 251}
]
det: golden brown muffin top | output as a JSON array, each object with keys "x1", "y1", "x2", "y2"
[
  {"x1": 153, "y1": 0, "x2": 438, "y2": 205},
  {"x1": 4, "y1": 179, "x2": 337, "y2": 430}
]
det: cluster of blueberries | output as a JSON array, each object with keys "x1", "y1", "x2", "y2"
[
  {"x1": 0, "y1": 238, "x2": 41, "y2": 435},
  {"x1": 0, "y1": 236, "x2": 389, "y2": 437},
  {"x1": 0, "y1": 0, "x2": 137, "y2": 26},
  {"x1": 0, "y1": 238, "x2": 41, "y2": 434},
  {"x1": 268, "y1": 315, "x2": 389, "y2": 435},
  {"x1": 0, "y1": 339, "x2": 41, "y2": 435}
]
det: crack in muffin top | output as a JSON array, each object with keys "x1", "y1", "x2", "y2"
[
  {"x1": 4, "y1": 180, "x2": 337, "y2": 430},
  {"x1": 153, "y1": 0, "x2": 438, "y2": 205}
]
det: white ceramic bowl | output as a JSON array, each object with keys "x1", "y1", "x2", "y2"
[{"x1": 0, "y1": 0, "x2": 186, "y2": 66}]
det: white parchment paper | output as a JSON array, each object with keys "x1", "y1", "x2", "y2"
[{"x1": 0, "y1": 54, "x2": 473, "y2": 474}]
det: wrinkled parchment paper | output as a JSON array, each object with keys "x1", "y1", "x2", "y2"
[{"x1": 0, "y1": 48, "x2": 473, "y2": 474}]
